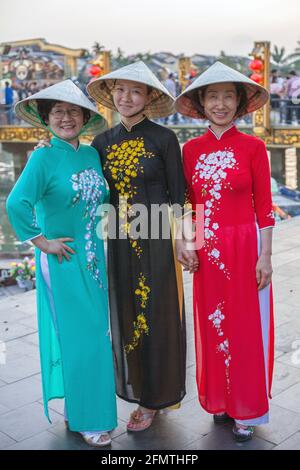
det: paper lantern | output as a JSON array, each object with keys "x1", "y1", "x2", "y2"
[
  {"x1": 89, "y1": 65, "x2": 102, "y2": 77},
  {"x1": 250, "y1": 73, "x2": 264, "y2": 84},
  {"x1": 249, "y1": 59, "x2": 264, "y2": 72}
]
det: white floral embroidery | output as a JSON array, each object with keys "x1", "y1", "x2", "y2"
[
  {"x1": 208, "y1": 302, "x2": 225, "y2": 337},
  {"x1": 211, "y1": 248, "x2": 220, "y2": 259},
  {"x1": 192, "y1": 147, "x2": 239, "y2": 279},
  {"x1": 208, "y1": 301, "x2": 231, "y2": 393},
  {"x1": 31, "y1": 212, "x2": 38, "y2": 229},
  {"x1": 217, "y1": 338, "x2": 232, "y2": 393},
  {"x1": 266, "y1": 210, "x2": 275, "y2": 220},
  {"x1": 70, "y1": 168, "x2": 106, "y2": 289}
]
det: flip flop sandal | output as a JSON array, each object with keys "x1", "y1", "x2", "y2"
[{"x1": 127, "y1": 408, "x2": 157, "y2": 432}]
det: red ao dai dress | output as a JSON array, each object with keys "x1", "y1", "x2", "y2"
[{"x1": 183, "y1": 125, "x2": 275, "y2": 422}]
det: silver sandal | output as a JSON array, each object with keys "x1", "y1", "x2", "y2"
[
  {"x1": 81, "y1": 431, "x2": 112, "y2": 447},
  {"x1": 232, "y1": 424, "x2": 254, "y2": 442}
]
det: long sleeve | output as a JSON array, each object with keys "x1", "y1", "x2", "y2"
[
  {"x1": 251, "y1": 140, "x2": 275, "y2": 230},
  {"x1": 6, "y1": 149, "x2": 49, "y2": 242},
  {"x1": 162, "y1": 130, "x2": 187, "y2": 217},
  {"x1": 90, "y1": 137, "x2": 110, "y2": 206},
  {"x1": 91, "y1": 135, "x2": 100, "y2": 155},
  {"x1": 182, "y1": 142, "x2": 196, "y2": 212},
  {"x1": 91, "y1": 135, "x2": 106, "y2": 167}
]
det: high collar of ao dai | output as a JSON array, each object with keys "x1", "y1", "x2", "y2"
[{"x1": 207, "y1": 124, "x2": 238, "y2": 141}]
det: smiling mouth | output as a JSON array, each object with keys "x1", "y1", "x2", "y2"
[{"x1": 213, "y1": 112, "x2": 228, "y2": 118}]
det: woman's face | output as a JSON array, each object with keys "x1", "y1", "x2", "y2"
[
  {"x1": 47, "y1": 101, "x2": 84, "y2": 141},
  {"x1": 199, "y1": 82, "x2": 239, "y2": 127},
  {"x1": 112, "y1": 80, "x2": 152, "y2": 117}
]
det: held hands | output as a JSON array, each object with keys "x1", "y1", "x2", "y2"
[
  {"x1": 176, "y1": 239, "x2": 199, "y2": 274},
  {"x1": 34, "y1": 139, "x2": 51, "y2": 150},
  {"x1": 256, "y1": 253, "x2": 273, "y2": 290},
  {"x1": 32, "y1": 236, "x2": 75, "y2": 264}
]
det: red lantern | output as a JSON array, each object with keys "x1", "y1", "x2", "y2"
[
  {"x1": 249, "y1": 59, "x2": 264, "y2": 72},
  {"x1": 250, "y1": 73, "x2": 264, "y2": 84},
  {"x1": 89, "y1": 65, "x2": 102, "y2": 77}
]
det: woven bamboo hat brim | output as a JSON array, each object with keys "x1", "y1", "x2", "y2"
[
  {"x1": 15, "y1": 79, "x2": 107, "y2": 135},
  {"x1": 87, "y1": 61, "x2": 175, "y2": 119},
  {"x1": 175, "y1": 61, "x2": 269, "y2": 119}
]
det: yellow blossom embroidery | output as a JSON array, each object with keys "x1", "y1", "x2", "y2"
[
  {"x1": 124, "y1": 273, "x2": 150, "y2": 354},
  {"x1": 104, "y1": 137, "x2": 154, "y2": 257},
  {"x1": 135, "y1": 274, "x2": 151, "y2": 308},
  {"x1": 105, "y1": 138, "x2": 154, "y2": 354}
]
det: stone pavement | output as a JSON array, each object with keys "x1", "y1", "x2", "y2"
[{"x1": 0, "y1": 217, "x2": 300, "y2": 450}]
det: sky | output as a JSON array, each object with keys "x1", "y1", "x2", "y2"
[{"x1": 1, "y1": 0, "x2": 300, "y2": 57}]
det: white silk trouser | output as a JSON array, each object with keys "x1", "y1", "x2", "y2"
[
  {"x1": 235, "y1": 226, "x2": 271, "y2": 426},
  {"x1": 40, "y1": 252, "x2": 108, "y2": 434}
]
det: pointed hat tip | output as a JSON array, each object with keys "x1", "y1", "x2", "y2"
[{"x1": 212, "y1": 61, "x2": 233, "y2": 69}]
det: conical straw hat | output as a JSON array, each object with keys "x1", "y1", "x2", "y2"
[
  {"x1": 175, "y1": 61, "x2": 269, "y2": 119},
  {"x1": 87, "y1": 61, "x2": 175, "y2": 119},
  {"x1": 15, "y1": 79, "x2": 107, "y2": 135}
]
